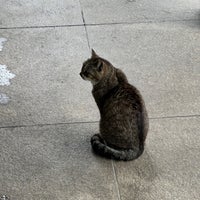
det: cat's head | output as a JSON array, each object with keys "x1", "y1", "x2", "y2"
[{"x1": 80, "y1": 49, "x2": 107, "y2": 85}]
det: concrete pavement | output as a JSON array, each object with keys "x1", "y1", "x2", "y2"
[{"x1": 0, "y1": 0, "x2": 200, "y2": 199}]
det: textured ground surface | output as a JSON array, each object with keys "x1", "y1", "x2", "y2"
[{"x1": 0, "y1": 0, "x2": 200, "y2": 199}]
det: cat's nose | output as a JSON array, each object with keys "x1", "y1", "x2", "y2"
[{"x1": 80, "y1": 71, "x2": 88, "y2": 78}]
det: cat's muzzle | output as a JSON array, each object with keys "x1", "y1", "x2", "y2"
[
  {"x1": 79, "y1": 72, "x2": 84, "y2": 79},
  {"x1": 80, "y1": 72, "x2": 87, "y2": 80}
]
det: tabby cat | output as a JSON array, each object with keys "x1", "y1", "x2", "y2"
[{"x1": 80, "y1": 50, "x2": 148, "y2": 161}]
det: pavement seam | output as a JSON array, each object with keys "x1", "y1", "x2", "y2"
[
  {"x1": 79, "y1": 0, "x2": 91, "y2": 50},
  {"x1": 0, "y1": 19, "x2": 198, "y2": 30},
  {"x1": 150, "y1": 114, "x2": 200, "y2": 120},
  {"x1": 111, "y1": 160, "x2": 122, "y2": 200},
  {"x1": 0, "y1": 121, "x2": 99, "y2": 129},
  {"x1": 0, "y1": 114, "x2": 199, "y2": 129},
  {"x1": 86, "y1": 18, "x2": 199, "y2": 26},
  {"x1": 0, "y1": 24, "x2": 84, "y2": 30}
]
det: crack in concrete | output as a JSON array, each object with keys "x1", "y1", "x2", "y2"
[
  {"x1": 0, "y1": 114, "x2": 199, "y2": 129},
  {"x1": 0, "y1": 19, "x2": 198, "y2": 30}
]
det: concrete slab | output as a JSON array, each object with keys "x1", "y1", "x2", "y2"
[
  {"x1": 86, "y1": 22, "x2": 200, "y2": 118},
  {"x1": 0, "y1": 123, "x2": 119, "y2": 200},
  {"x1": 0, "y1": 0, "x2": 83, "y2": 28},
  {"x1": 0, "y1": 22, "x2": 199, "y2": 127},
  {"x1": 114, "y1": 117, "x2": 200, "y2": 200},
  {"x1": 0, "y1": 1, "x2": 199, "y2": 200},
  {"x1": 80, "y1": 0, "x2": 199, "y2": 24},
  {"x1": 0, "y1": 27, "x2": 99, "y2": 127}
]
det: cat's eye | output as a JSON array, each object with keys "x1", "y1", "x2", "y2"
[{"x1": 97, "y1": 62, "x2": 103, "y2": 72}]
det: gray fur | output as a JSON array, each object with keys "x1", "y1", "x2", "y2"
[{"x1": 80, "y1": 50, "x2": 149, "y2": 161}]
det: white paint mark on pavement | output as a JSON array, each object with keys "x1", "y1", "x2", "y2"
[
  {"x1": 0, "y1": 38, "x2": 7, "y2": 51},
  {"x1": 0, "y1": 195, "x2": 9, "y2": 200},
  {"x1": 0, "y1": 93, "x2": 10, "y2": 104},
  {"x1": 0, "y1": 64, "x2": 15, "y2": 86}
]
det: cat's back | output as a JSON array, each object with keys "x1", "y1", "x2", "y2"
[
  {"x1": 102, "y1": 68, "x2": 145, "y2": 114},
  {"x1": 100, "y1": 81, "x2": 148, "y2": 147}
]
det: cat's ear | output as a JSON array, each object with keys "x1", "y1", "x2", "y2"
[
  {"x1": 97, "y1": 60, "x2": 103, "y2": 72},
  {"x1": 91, "y1": 49, "x2": 98, "y2": 58}
]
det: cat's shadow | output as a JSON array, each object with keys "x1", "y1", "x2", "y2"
[
  {"x1": 91, "y1": 145, "x2": 157, "y2": 182},
  {"x1": 116, "y1": 149, "x2": 157, "y2": 181}
]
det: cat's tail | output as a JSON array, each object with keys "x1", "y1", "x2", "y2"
[{"x1": 91, "y1": 134, "x2": 144, "y2": 161}]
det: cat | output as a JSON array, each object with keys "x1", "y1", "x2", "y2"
[{"x1": 80, "y1": 50, "x2": 149, "y2": 161}]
